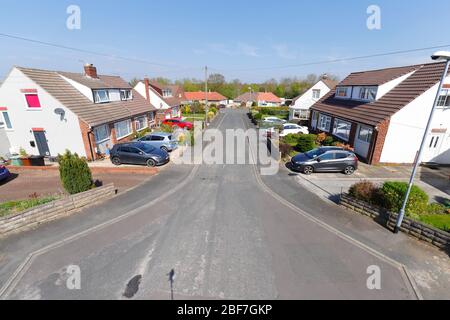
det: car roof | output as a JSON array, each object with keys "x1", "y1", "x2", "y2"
[{"x1": 144, "y1": 132, "x2": 171, "y2": 137}]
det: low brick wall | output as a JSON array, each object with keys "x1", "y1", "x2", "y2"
[
  {"x1": 0, "y1": 184, "x2": 116, "y2": 238},
  {"x1": 340, "y1": 194, "x2": 450, "y2": 253}
]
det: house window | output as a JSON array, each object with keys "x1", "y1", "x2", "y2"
[
  {"x1": 437, "y1": 90, "x2": 450, "y2": 107},
  {"x1": 294, "y1": 110, "x2": 309, "y2": 120},
  {"x1": 120, "y1": 90, "x2": 132, "y2": 101},
  {"x1": 333, "y1": 119, "x2": 352, "y2": 141},
  {"x1": 312, "y1": 89, "x2": 321, "y2": 100},
  {"x1": 318, "y1": 114, "x2": 332, "y2": 132},
  {"x1": 359, "y1": 87, "x2": 377, "y2": 101},
  {"x1": 25, "y1": 94, "x2": 41, "y2": 108},
  {"x1": 114, "y1": 119, "x2": 132, "y2": 139},
  {"x1": 162, "y1": 89, "x2": 173, "y2": 98},
  {"x1": 135, "y1": 116, "x2": 148, "y2": 131},
  {"x1": 94, "y1": 90, "x2": 110, "y2": 103},
  {"x1": 148, "y1": 112, "x2": 155, "y2": 122},
  {"x1": 335, "y1": 87, "x2": 349, "y2": 98},
  {"x1": 0, "y1": 111, "x2": 12, "y2": 129},
  {"x1": 358, "y1": 125, "x2": 373, "y2": 143},
  {"x1": 93, "y1": 125, "x2": 110, "y2": 143}
]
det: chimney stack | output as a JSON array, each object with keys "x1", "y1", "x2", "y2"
[
  {"x1": 144, "y1": 78, "x2": 151, "y2": 103},
  {"x1": 84, "y1": 64, "x2": 98, "y2": 79}
]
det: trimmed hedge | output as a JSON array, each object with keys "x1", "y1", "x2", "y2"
[
  {"x1": 297, "y1": 134, "x2": 317, "y2": 153},
  {"x1": 381, "y1": 181, "x2": 429, "y2": 217}
]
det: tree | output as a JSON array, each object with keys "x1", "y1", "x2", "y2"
[{"x1": 129, "y1": 78, "x2": 140, "y2": 88}]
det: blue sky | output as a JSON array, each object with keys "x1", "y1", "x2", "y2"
[{"x1": 1, "y1": 0, "x2": 450, "y2": 82}]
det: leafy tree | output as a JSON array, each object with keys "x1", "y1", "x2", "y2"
[{"x1": 129, "y1": 78, "x2": 140, "y2": 88}]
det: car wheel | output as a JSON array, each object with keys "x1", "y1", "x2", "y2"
[
  {"x1": 161, "y1": 146, "x2": 169, "y2": 153},
  {"x1": 111, "y1": 157, "x2": 121, "y2": 166},
  {"x1": 303, "y1": 166, "x2": 314, "y2": 175},
  {"x1": 146, "y1": 159, "x2": 157, "y2": 167},
  {"x1": 344, "y1": 166, "x2": 356, "y2": 175}
]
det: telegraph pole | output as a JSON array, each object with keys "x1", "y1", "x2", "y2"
[{"x1": 205, "y1": 66, "x2": 209, "y2": 127}]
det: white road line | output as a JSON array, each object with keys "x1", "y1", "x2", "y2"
[{"x1": 242, "y1": 114, "x2": 423, "y2": 300}]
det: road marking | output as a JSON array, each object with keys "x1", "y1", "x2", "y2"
[
  {"x1": 242, "y1": 114, "x2": 423, "y2": 300},
  {"x1": 0, "y1": 165, "x2": 200, "y2": 299}
]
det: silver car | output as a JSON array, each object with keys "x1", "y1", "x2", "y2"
[{"x1": 136, "y1": 132, "x2": 178, "y2": 152}]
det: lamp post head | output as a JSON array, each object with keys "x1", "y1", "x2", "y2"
[{"x1": 431, "y1": 51, "x2": 450, "y2": 61}]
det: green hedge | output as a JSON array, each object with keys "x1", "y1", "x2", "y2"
[
  {"x1": 381, "y1": 182, "x2": 429, "y2": 217},
  {"x1": 297, "y1": 134, "x2": 317, "y2": 153}
]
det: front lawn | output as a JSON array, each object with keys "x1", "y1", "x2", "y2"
[
  {"x1": 0, "y1": 196, "x2": 59, "y2": 218},
  {"x1": 417, "y1": 214, "x2": 450, "y2": 232}
]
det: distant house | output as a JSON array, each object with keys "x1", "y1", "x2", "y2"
[
  {"x1": 134, "y1": 80, "x2": 184, "y2": 123},
  {"x1": 184, "y1": 91, "x2": 228, "y2": 106},
  {"x1": 0, "y1": 64, "x2": 157, "y2": 161},
  {"x1": 289, "y1": 77, "x2": 338, "y2": 122},
  {"x1": 234, "y1": 92, "x2": 282, "y2": 107},
  {"x1": 310, "y1": 62, "x2": 450, "y2": 165}
]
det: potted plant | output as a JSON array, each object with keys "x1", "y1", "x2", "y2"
[{"x1": 19, "y1": 148, "x2": 33, "y2": 166}]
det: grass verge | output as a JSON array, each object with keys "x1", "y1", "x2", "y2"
[{"x1": 0, "y1": 196, "x2": 59, "y2": 218}]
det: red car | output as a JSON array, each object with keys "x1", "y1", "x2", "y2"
[{"x1": 162, "y1": 118, "x2": 193, "y2": 130}]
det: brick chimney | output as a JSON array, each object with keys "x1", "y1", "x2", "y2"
[
  {"x1": 84, "y1": 63, "x2": 98, "y2": 79},
  {"x1": 144, "y1": 78, "x2": 151, "y2": 103}
]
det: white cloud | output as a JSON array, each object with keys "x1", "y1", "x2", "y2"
[
  {"x1": 237, "y1": 42, "x2": 260, "y2": 57},
  {"x1": 204, "y1": 42, "x2": 260, "y2": 57}
]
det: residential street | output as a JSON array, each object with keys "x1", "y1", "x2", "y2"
[{"x1": 0, "y1": 109, "x2": 448, "y2": 300}]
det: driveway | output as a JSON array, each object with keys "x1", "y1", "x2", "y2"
[
  {"x1": 0, "y1": 109, "x2": 448, "y2": 300},
  {"x1": 291, "y1": 162, "x2": 450, "y2": 203}
]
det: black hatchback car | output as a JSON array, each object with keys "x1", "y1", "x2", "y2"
[
  {"x1": 110, "y1": 142, "x2": 170, "y2": 167},
  {"x1": 291, "y1": 147, "x2": 358, "y2": 175}
]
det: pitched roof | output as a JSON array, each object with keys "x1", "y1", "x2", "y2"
[
  {"x1": 338, "y1": 65, "x2": 417, "y2": 87},
  {"x1": 149, "y1": 82, "x2": 186, "y2": 107},
  {"x1": 18, "y1": 67, "x2": 156, "y2": 127},
  {"x1": 311, "y1": 62, "x2": 448, "y2": 126},
  {"x1": 292, "y1": 78, "x2": 339, "y2": 104},
  {"x1": 235, "y1": 92, "x2": 282, "y2": 103},
  {"x1": 184, "y1": 91, "x2": 227, "y2": 102},
  {"x1": 59, "y1": 72, "x2": 132, "y2": 89}
]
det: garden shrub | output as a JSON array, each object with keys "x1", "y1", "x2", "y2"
[
  {"x1": 58, "y1": 151, "x2": 93, "y2": 195},
  {"x1": 381, "y1": 182, "x2": 429, "y2": 217},
  {"x1": 323, "y1": 136, "x2": 335, "y2": 146},
  {"x1": 425, "y1": 203, "x2": 446, "y2": 215},
  {"x1": 254, "y1": 113, "x2": 263, "y2": 120},
  {"x1": 279, "y1": 143, "x2": 293, "y2": 159},
  {"x1": 316, "y1": 133, "x2": 327, "y2": 144},
  {"x1": 283, "y1": 134, "x2": 302, "y2": 146},
  {"x1": 160, "y1": 124, "x2": 173, "y2": 133},
  {"x1": 348, "y1": 181, "x2": 378, "y2": 203},
  {"x1": 209, "y1": 107, "x2": 218, "y2": 114},
  {"x1": 297, "y1": 134, "x2": 317, "y2": 153}
]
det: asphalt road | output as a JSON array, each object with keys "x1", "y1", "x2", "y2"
[{"x1": 0, "y1": 109, "x2": 425, "y2": 300}]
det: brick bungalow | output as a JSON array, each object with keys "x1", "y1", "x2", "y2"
[
  {"x1": 0, "y1": 64, "x2": 157, "y2": 161},
  {"x1": 310, "y1": 62, "x2": 450, "y2": 165}
]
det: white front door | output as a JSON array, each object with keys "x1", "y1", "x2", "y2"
[
  {"x1": 422, "y1": 133, "x2": 445, "y2": 162},
  {"x1": 354, "y1": 124, "x2": 373, "y2": 159}
]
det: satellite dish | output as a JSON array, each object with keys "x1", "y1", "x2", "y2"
[{"x1": 54, "y1": 108, "x2": 66, "y2": 120}]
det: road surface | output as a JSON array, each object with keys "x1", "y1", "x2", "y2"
[{"x1": 0, "y1": 109, "x2": 433, "y2": 300}]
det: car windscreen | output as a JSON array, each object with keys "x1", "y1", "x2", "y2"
[
  {"x1": 305, "y1": 148, "x2": 323, "y2": 159},
  {"x1": 139, "y1": 144, "x2": 155, "y2": 153}
]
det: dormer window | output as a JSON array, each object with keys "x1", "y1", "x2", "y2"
[
  {"x1": 437, "y1": 89, "x2": 450, "y2": 107},
  {"x1": 162, "y1": 89, "x2": 172, "y2": 98},
  {"x1": 335, "y1": 87, "x2": 350, "y2": 98},
  {"x1": 120, "y1": 90, "x2": 132, "y2": 101},
  {"x1": 359, "y1": 87, "x2": 377, "y2": 101},
  {"x1": 94, "y1": 90, "x2": 109, "y2": 103}
]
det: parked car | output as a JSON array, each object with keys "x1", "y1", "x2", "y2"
[
  {"x1": 263, "y1": 116, "x2": 287, "y2": 125},
  {"x1": 110, "y1": 142, "x2": 170, "y2": 167},
  {"x1": 136, "y1": 132, "x2": 178, "y2": 152},
  {"x1": 162, "y1": 118, "x2": 193, "y2": 130},
  {"x1": 280, "y1": 123, "x2": 309, "y2": 136},
  {"x1": 0, "y1": 165, "x2": 11, "y2": 182},
  {"x1": 291, "y1": 147, "x2": 358, "y2": 175},
  {"x1": 218, "y1": 104, "x2": 227, "y2": 109}
]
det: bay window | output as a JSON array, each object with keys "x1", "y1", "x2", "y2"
[
  {"x1": 135, "y1": 116, "x2": 148, "y2": 131},
  {"x1": 93, "y1": 125, "x2": 110, "y2": 143},
  {"x1": 114, "y1": 119, "x2": 132, "y2": 139},
  {"x1": 318, "y1": 114, "x2": 332, "y2": 132},
  {"x1": 333, "y1": 119, "x2": 352, "y2": 141}
]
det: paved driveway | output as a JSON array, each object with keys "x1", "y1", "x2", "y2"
[{"x1": 291, "y1": 162, "x2": 449, "y2": 203}]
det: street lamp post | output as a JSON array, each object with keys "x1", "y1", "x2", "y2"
[{"x1": 394, "y1": 51, "x2": 450, "y2": 234}]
